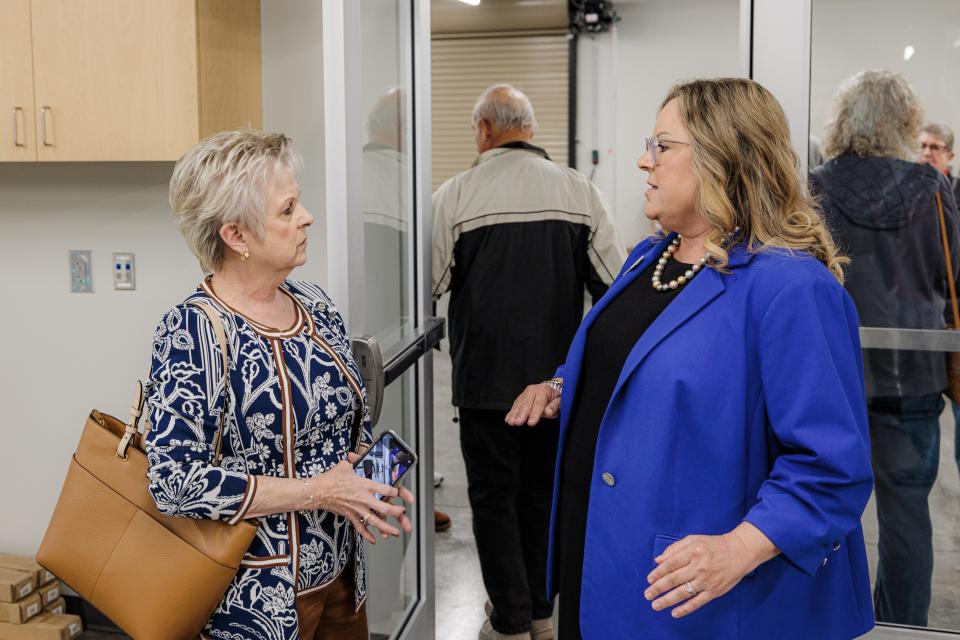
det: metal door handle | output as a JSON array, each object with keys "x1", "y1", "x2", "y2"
[
  {"x1": 40, "y1": 106, "x2": 53, "y2": 147},
  {"x1": 12, "y1": 107, "x2": 25, "y2": 147},
  {"x1": 351, "y1": 335, "x2": 385, "y2": 428}
]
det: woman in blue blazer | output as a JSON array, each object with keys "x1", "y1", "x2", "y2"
[{"x1": 507, "y1": 78, "x2": 874, "y2": 640}]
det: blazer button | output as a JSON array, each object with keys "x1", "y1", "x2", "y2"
[
  {"x1": 602, "y1": 472, "x2": 616, "y2": 487},
  {"x1": 832, "y1": 543, "x2": 841, "y2": 551},
  {"x1": 821, "y1": 557, "x2": 828, "y2": 567}
]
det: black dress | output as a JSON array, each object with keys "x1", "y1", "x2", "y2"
[{"x1": 556, "y1": 254, "x2": 691, "y2": 639}]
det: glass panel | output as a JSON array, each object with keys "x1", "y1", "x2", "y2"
[
  {"x1": 359, "y1": 0, "x2": 416, "y2": 355},
  {"x1": 353, "y1": 1, "x2": 420, "y2": 638},
  {"x1": 809, "y1": 0, "x2": 960, "y2": 631},
  {"x1": 365, "y1": 368, "x2": 420, "y2": 639}
]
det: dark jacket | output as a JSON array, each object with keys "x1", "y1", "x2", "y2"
[
  {"x1": 432, "y1": 143, "x2": 626, "y2": 410},
  {"x1": 810, "y1": 155, "x2": 960, "y2": 398}
]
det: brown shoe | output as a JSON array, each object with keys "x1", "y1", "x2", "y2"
[{"x1": 435, "y1": 510, "x2": 452, "y2": 532}]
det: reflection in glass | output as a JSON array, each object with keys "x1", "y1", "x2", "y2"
[
  {"x1": 355, "y1": 0, "x2": 419, "y2": 637},
  {"x1": 810, "y1": 2, "x2": 960, "y2": 628}
]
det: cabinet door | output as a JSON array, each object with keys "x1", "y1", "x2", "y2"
[
  {"x1": 30, "y1": 0, "x2": 200, "y2": 161},
  {"x1": 0, "y1": 0, "x2": 37, "y2": 161}
]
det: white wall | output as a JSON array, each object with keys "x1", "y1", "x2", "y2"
[
  {"x1": 261, "y1": 0, "x2": 328, "y2": 287},
  {"x1": 809, "y1": 0, "x2": 960, "y2": 157},
  {"x1": 575, "y1": 0, "x2": 742, "y2": 246},
  {"x1": 0, "y1": 163, "x2": 199, "y2": 555},
  {"x1": 0, "y1": 2, "x2": 331, "y2": 557}
]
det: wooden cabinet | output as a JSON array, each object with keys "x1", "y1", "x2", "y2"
[
  {"x1": 2, "y1": 0, "x2": 261, "y2": 162},
  {"x1": 0, "y1": 0, "x2": 37, "y2": 161}
]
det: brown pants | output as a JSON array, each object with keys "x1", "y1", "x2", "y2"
[{"x1": 296, "y1": 567, "x2": 369, "y2": 640}]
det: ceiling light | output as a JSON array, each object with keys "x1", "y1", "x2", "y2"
[
  {"x1": 903, "y1": 45, "x2": 915, "y2": 61},
  {"x1": 457, "y1": 0, "x2": 481, "y2": 5}
]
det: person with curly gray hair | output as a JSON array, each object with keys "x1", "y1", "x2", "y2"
[
  {"x1": 147, "y1": 129, "x2": 415, "y2": 640},
  {"x1": 810, "y1": 70, "x2": 960, "y2": 627}
]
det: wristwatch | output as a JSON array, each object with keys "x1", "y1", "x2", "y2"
[{"x1": 544, "y1": 378, "x2": 563, "y2": 395}]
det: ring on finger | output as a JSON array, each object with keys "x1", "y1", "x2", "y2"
[
  {"x1": 361, "y1": 512, "x2": 373, "y2": 526},
  {"x1": 684, "y1": 581, "x2": 699, "y2": 596}
]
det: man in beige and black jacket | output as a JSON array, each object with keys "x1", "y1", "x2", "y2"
[{"x1": 432, "y1": 84, "x2": 625, "y2": 640}]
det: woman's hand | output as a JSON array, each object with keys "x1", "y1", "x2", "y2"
[
  {"x1": 643, "y1": 522, "x2": 779, "y2": 619},
  {"x1": 505, "y1": 382, "x2": 561, "y2": 426},
  {"x1": 311, "y1": 455, "x2": 415, "y2": 544}
]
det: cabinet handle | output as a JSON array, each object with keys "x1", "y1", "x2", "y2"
[
  {"x1": 40, "y1": 106, "x2": 53, "y2": 147},
  {"x1": 13, "y1": 107, "x2": 25, "y2": 147}
]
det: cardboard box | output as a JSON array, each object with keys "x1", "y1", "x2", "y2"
[
  {"x1": 35, "y1": 583, "x2": 60, "y2": 607},
  {"x1": 41, "y1": 598, "x2": 64, "y2": 616},
  {"x1": 0, "y1": 556, "x2": 54, "y2": 588},
  {"x1": 0, "y1": 613, "x2": 82, "y2": 640},
  {"x1": 0, "y1": 568, "x2": 33, "y2": 603},
  {"x1": 0, "y1": 593, "x2": 42, "y2": 624}
]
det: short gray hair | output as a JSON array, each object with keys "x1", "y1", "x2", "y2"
[
  {"x1": 471, "y1": 84, "x2": 537, "y2": 133},
  {"x1": 823, "y1": 70, "x2": 923, "y2": 161},
  {"x1": 921, "y1": 122, "x2": 955, "y2": 152},
  {"x1": 366, "y1": 88, "x2": 404, "y2": 139},
  {"x1": 170, "y1": 130, "x2": 302, "y2": 273}
]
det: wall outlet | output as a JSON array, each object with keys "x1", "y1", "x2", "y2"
[
  {"x1": 113, "y1": 252, "x2": 135, "y2": 290},
  {"x1": 69, "y1": 250, "x2": 93, "y2": 293}
]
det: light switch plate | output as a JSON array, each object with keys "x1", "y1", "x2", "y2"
[
  {"x1": 113, "y1": 252, "x2": 135, "y2": 290},
  {"x1": 69, "y1": 250, "x2": 93, "y2": 293}
]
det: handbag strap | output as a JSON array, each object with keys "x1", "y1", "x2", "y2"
[
  {"x1": 187, "y1": 300, "x2": 232, "y2": 464},
  {"x1": 118, "y1": 299, "x2": 231, "y2": 461},
  {"x1": 935, "y1": 191, "x2": 960, "y2": 330}
]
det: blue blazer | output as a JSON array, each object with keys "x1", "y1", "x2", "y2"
[{"x1": 547, "y1": 233, "x2": 875, "y2": 640}]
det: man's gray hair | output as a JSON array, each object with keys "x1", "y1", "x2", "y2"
[
  {"x1": 169, "y1": 129, "x2": 302, "y2": 274},
  {"x1": 921, "y1": 122, "x2": 955, "y2": 152},
  {"x1": 823, "y1": 70, "x2": 923, "y2": 161},
  {"x1": 471, "y1": 84, "x2": 537, "y2": 133}
]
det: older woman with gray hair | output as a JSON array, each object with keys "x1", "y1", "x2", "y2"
[
  {"x1": 810, "y1": 69, "x2": 960, "y2": 627},
  {"x1": 146, "y1": 129, "x2": 414, "y2": 640}
]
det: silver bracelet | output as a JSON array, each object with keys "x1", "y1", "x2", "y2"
[{"x1": 544, "y1": 378, "x2": 563, "y2": 395}]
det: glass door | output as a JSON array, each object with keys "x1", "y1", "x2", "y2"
[
  {"x1": 753, "y1": 1, "x2": 960, "y2": 637},
  {"x1": 320, "y1": 1, "x2": 436, "y2": 638}
]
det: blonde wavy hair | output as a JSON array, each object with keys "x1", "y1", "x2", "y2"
[
  {"x1": 823, "y1": 70, "x2": 922, "y2": 161},
  {"x1": 662, "y1": 78, "x2": 848, "y2": 282}
]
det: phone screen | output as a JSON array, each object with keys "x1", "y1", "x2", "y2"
[{"x1": 354, "y1": 431, "x2": 416, "y2": 499}]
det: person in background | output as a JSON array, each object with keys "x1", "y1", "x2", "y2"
[
  {"x1": 917, "y1": 122, "x2": 960, "y2": 488},
  {"x1": 432, "y1": 84, "x2": 625, "y2": 640},
  {"x1": 508, "y1": 77, "x2": 875, "y2": 640},
  {"x1": 147, "y1": 130, "x2": 414, "y2": 640},
  {"x1": 918, "y1": 122, "x2": 960, "y2": 204},
  {"x1": 810, "y1": 71, "x2": 960, "y2": 627}
]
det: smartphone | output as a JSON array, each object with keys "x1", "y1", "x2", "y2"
[{"x1": 353, "y1": 429, "x2": 418, "y2": 499}]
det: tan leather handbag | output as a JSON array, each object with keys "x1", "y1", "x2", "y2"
[
  {"x1": 935, "y1": 191, "x2": 960, "y2": 404},
  {"x1": 37, "y1": 301, "x2": 257, "y2": 640}
]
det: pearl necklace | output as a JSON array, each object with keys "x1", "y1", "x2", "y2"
[{"x1": 651, "y1": 229, "x2": 739, "y2": 292}]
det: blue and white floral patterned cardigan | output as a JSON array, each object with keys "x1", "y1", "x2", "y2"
[{"x1": 145, "y1": 279, "x2": 373, "y2": 640}]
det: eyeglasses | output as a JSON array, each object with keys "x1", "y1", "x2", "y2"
[
  {"x1": 644, "y1": 136, "x2": 690, "y2": 165},
  {"x1": 920, "y1": 142, "x2": 948, "y2": 153}
]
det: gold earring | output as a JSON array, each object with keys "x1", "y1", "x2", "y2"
[{"x1": 240, "y1": 250, "x2": 250, "y2": 262}]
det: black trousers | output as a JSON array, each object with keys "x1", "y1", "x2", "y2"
[{"x1": 459, "y1": 408, "x2": 559, "y2": 634}]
